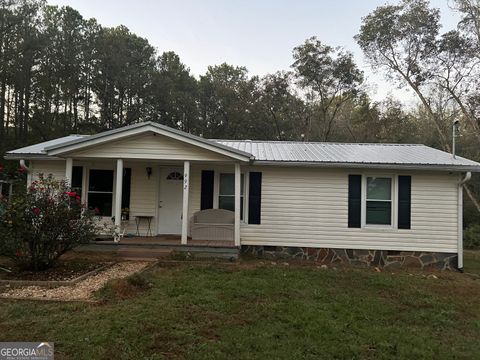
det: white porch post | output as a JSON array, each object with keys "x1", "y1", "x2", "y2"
[
  {"x1": 114, "y1": 159, "x2": 123, "y2": 239},
  {"x1": 65, "y1": 158, "x2": 73, "y2": 186},
  {"x1": 181, "y1": 160, "x2": 190, "y2": 245},
  {"x1": 234, "y1": 163, "x2": 241, "y2": 246}
]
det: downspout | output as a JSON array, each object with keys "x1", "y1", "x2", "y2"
[
  {"x1": 19, "y1": 159, "x2": 29, "y2": 172},
  {"x1": 457, "y1": 172, "x2": 471, "y2": 272},
  {"x1": 19, "y1": 160, "x2": 32, "y2": 187}
]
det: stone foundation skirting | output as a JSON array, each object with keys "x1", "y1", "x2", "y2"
[{"x1": 241, "y1": 245, "x2": 458, "y2": 270}]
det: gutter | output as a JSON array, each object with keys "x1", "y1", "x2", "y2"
[
  {"x1": 457, "y1": 171, "x2": 472, "y2": 272},
  {"x1": 252, "y1": 160, "x2": 480, "y2": 173},
  {"x1": 4, "y1": 154, "x2": 63, "y2": 161}
]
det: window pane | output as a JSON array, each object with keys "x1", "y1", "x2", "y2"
[
  {"x1": 219, "y1": 196, "x2": 244, "y2": 220},
  {"x1": 219, "y1": 174, "x2": 234, "y2": 195},
  {"x1": 88, "y1": 192, "x2": 113, "y2": 216},
  {"x1": 367, "y1": 177, "x2": 391, "y2": 200},
  {"x1": 219, "y1": 173, "x2": 244, "y2": 196},
  {"x1": 89, "y1": 170, "x2": 113, "y2": 192},
  {"x1": 219, "y1": 196, "x2": 234, "y2": 211},
  {"x1": 366, "y1": 201, "x2": 391, "y2": 225}
]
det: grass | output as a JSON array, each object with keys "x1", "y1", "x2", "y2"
[
  {"x1": 0, "y1": 257, "x2": 479, "y2": 360},
  {"x1": 464, "y1": 250, "x2": 480, "y2": 276}
]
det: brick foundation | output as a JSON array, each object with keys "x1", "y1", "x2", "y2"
[{"x1": 241, "y1": 246, "x2": 458, "y2": 271}]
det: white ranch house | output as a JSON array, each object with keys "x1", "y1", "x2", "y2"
[{"x1": 5, "y1": 121, "x2": 480, "y2": 270}]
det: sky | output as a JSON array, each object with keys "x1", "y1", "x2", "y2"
[{"x1": 48, "y1": 0, "x2": 461, "y2": 104}]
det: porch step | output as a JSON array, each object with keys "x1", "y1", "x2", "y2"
[{"x1": 117, "y1": 247, "x2": 172, "y2": 260}]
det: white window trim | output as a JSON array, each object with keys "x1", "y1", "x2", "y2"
[
  {"x1": 361, "y1": 174, "x2": 397, "y2": 230},
  {"x1": 214, "y1": 171, "x2": 248, "y2": 222}
]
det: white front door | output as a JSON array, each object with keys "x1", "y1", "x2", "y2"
[{"x1": 158, "y1": 167, "x2": 184, "y2": 234}]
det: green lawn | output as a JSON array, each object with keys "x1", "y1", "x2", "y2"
[
  {"x1": 465, "y1": 250, "x2": 480, "y2": 276},
  {"x1": 1, "y1": 258, "x2": 480, "y2": 360}
]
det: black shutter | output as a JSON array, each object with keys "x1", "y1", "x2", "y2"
[
  {"x1": 201, "y1": 170, "x2": 214, "y2": 210},
  {"x1": 398, "y1": 175, "x2": 411, "y2": 229},
  {"x1": 348, "y1": 175, "x2": 362, "y2": 228},
  {"x1": 248, "y1": 172, "x2": 262, "y2": 224},
  {"x1": 121, "y1": 168, "x2": 132, "y2": 220}
]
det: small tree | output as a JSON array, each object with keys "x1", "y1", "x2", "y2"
[{"x1": 0, "y1": 174, "x2": 96, "y2": 271}]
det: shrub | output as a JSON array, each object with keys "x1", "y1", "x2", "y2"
[
  {"x1": 0, "y1": 174, "x2": 97, "y2": 271},
  {"x1": 464, "y1": 224, "x2": 480, "y2": 249}
]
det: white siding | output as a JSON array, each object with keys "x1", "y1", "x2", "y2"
[
  {"x1": 70, "y1": 133, "x2": 232, "y2": 162},
  {"x1": 25, "y1": 160, "x2": 461, "y2": 252},
  {"x1": 240, "y1": 167, "x2": 460, "y2": 253},
  {"x1": 30, "y1": 160, "x2": 66, "y2": 182},
  {"x1": 123, "y1": 163, "x2": 158, "y2": 234}
]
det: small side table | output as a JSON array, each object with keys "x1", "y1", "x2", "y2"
[{"x1": 135, "y1": 215, "x2": 154, "y2": 237}]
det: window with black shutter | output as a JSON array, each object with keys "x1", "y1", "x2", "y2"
[
  {"x1": 248, "y1": 172, "x2": 262, "y2": 224},
  {"x1": 348, "y1": 175, "x2": 362, "y2": 228},
  {"x1": 200, "y1": 170, "x2": 215, "y2": 210},
  {"x1": 398, "y1": 175, "x2": 411, "y2": 229}
]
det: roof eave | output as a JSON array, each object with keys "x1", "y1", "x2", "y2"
[
  {"x1": 4, "y1": 153, "x2": 62, "y2": 161},
  {"x1": 253, "y1": 160, "x2": 480, "y2": 172}
]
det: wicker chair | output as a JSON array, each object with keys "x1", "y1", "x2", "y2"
[{"x1": 190, "y1": 209, "x2": 234, "y2": 241}]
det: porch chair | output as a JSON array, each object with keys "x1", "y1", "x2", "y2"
[{"x1": 190, "y1": 209, "x2": 235, "y2": 242}]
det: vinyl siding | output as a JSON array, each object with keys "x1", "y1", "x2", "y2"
[
  {"x1": 70, "y1": 133, "x2": 232, "y2": 162},
  {"x1": 240, "y1": 167, "x2": 460, "y2": 253},
  {"x1": 29, "y1": 160, "x2": 66, "y2": 182},
  {"x1": 25, "y1": 160, "x2": 461, "y2": 252},
  {"x1": 123, "y1": 163, "x2": 158, "y2": 234}
]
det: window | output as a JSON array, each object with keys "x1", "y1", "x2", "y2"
[
  {"x1": 166, "y1": 171, "x2": 183, "y2": 180},
  {"x1": 365, "y1": 177, "x2": 392, "y2": 226},
  {"x1": 88, "y1": 169, "x2": 114, "y2": 216},
  {"x1": 218, "y1": 173, "x2": 244, "y2": 220},
  {"x1": 71, "y1": 166, "x2": 83, "y2": 198}
]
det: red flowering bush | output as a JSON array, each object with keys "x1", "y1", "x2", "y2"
[{"x1": 0, "y1": 174, "x2": 96, "y2": 271}]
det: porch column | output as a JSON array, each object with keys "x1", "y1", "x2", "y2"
[
  {"x1": 114, "y1": 159, "x2": 123, "y2": 234},
  {"x1": 234, "y1": 163, "x2": 241, "y2": 246},
  {"x1": 181, "y1": 161, "x2": 190, "y2": 245},
  {"x1": 65, "y1": 158, "x2": 73, "y2": 186}
]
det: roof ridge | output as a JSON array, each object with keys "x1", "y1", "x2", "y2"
[{"x1": 213, "y1": 139, "x2": 425, "y2": 146}]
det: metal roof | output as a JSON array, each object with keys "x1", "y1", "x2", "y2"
[
  {"x1": 214, "y1": 140, "x2": 480, "y2": 171},
  {"x1": 4, "y1": 127, "x2": 480, "y2": 171},
  {"x1": 5, "y1": 135, "x2": 87, "y2": 158}
]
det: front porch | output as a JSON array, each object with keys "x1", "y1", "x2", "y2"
[
  {"x1": 59, "y1": 157, "x2": 245, "y2": 247},
  {"x1": 81, "y1": 235, "x2": 240, "y2": 260},
  {"x1": 33, "y1": 123, "x2": 254, "y2": 248}
]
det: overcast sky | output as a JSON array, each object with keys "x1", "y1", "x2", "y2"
[{"x1": 48, "y1": 0, "x2": 460, "y2": 104}]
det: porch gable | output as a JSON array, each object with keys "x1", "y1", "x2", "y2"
[
  {"x1": 44, "y1": 122, "x2": 253, "y2": 162},
  {"x1": 66, "y1": 132, "x2": 238, "y2": 162}
]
